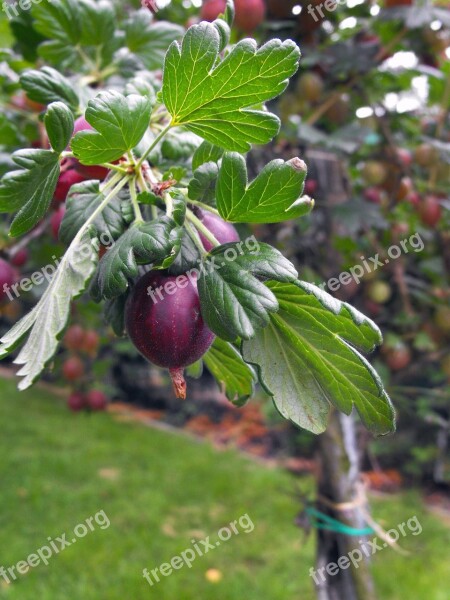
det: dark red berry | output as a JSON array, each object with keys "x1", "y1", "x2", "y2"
[
  {"x1": 197, "y1": 209, "x2": 239, "y2": 251},
  {"x1": 364, "y1": 187, "x2": 383, "y2": 204},
  {"x1": 86, "y1": 390, "x2": 108, "y2": 411},
  {"x1": 67, "y1": 392, "x2": 87, "y2": 412},
  {"x1": 73, "y1": 116, "x2": 91, "y2": 135},
  {"x1": 63, "y1": 325, "x2": 85, "y2": 352},
  {"x1": 10, "y1": 248, "x2": 28, "y2": 268},
  {"x1": 234, "y1": 0, "x2": 265, "y2": 32},
  {"x1": 71, "y1": 117, "x2": 109, "y2": 180},
  {"x1": 201, "y1": 0, "x2": 226, "y2": 21},
  {"x1": 54, "y1": 169, "x2": 86, "y2": 203},
  {"x1": 81, "y1": 330, "x2": 100, "y2": 357},
  {"x1": 125, "y1": 271, "x2": 215, "y2": 398},
  {"x1": 0, "y1": 258, "x2": 16, "y2": 301},
  {"x1": 418, "y1": 195, "x2": 442, "y2": 227},
  {"x1": 51, "y1": 206, "x2": 66, "y2": 240},
  {"x1": 305, "y1": 179, "x2": 318, "y2": 195},
  {"x1": 385, "y1": 346, "x2": 412, "y2": 371},
  {"x1": 201, "y1": 0, "x2": 265, "y2": 32},
  {"x1": 62, "y1": 356, "x2": 85, "y2": 381}
]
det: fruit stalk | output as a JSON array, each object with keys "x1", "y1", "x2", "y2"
[
  {"x1": 186, "y1": 208, "x2": 221, "y2": 248},
  {"x1": 169, "y1": 367, "x2": 187, "y2": 399}
]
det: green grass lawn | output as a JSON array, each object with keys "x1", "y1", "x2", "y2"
[{"x1": 0, "y1": 376, "x2": 449, "y2": 600}]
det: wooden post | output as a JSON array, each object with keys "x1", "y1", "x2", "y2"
[{"x1": 313, "y1": 409, "x2": 377, "y2": 600}]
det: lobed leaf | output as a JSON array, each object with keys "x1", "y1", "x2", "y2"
[
  {"x1": 20, "y1": 66, "x2": 79, "y2": 111},
  {"x1": 90, "y1": 217, "x2": 182, "y2": 300},
  {"x1": 198, "y1": 242, "x2": 298, "y2": 341},
  {"x1": 0, "y1": 149, "x2": 60, "y2": 237},
  {"x1": 192, "y1": 141, "x2": 224, "y2": 171},
  {"x1": 125, "y1": 10, "x2": 184, "y2": 71},
  {"x1": 203, "y1": 338, "x2": 255, "y2": 406},
  {"x1": 60, "y1": 180, "x2": 130, "y2": 245},
  {"x1": 71, "y1": 91, "x2": 153, "y2": 165},
  {"x1": 188, "y1": 162, "x2": 219, "y2": 205},
  {"x1": 162, "y1": 22, "x2": 300, "y2": 152},
  {"x1": 217, "y1": 153, "x2": 312, "y2": 223},
  {"x1": 242, "y1": 281, "x2": 396, "y2": 435},
  {"x1": 0, "y1": 231, "x2": 98, "y2": 390}
]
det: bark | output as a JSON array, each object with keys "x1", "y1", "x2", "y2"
[{"x1": 313, "y1": 409, "x2": 377, "y2": 600}]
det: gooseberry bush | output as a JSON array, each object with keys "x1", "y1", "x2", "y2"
[{"x1": 0, "y1": 0, "x2": 395, "y2": 435}]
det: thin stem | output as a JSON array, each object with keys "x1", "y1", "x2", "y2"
[
  {"x1": 60, "y1": 152, "x2": 128, "y2": 175},
  {"x1": 100, "y1": 171, "x2": 124, "y2": 194},
  {"x1": 186, "y1": 208, "x2": 220, "y2": 248},
  {"x1": 188, "y1": 199, "x2": 220, "y2": 216},
  {"x1": 102, "y1": 162, "x2": 129, "y2": 174},
  {"x1": 136, "y1": 122, "x2": 172, "y2": 169},
  {"x1": 185, "y1": 221, "x2": 207, "y2": 257},
  {"x1": 137, "y1": 171, "x2": 158, "y2": 220},
  {"x1": 42, "y1": 178, "x2": 130, "y2": 310},
  {"x1": 95, "y1": 46, "x2": 102, "y2": 72},
  {"x1": 164, "y1": 192, "x2": 174, "y2": 218},
  {"x1": 76, "y1": 46, "x2": 97, "y2": 72},
  {"x1": 130, "y1": 178, "x2": 144, "y2": 224},
  {"x1": 98, "y1": 65, "x2": 118, "y2": 81},
  {"x1": 73, "y1": 176, "x2": 130, "y2": 245},
  {"x1": 375, "y1": 26, "x2": 408, "y2": 62}
]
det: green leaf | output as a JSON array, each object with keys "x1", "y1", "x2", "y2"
[
  {"x1": 32, "y1": 0, "x2": 82, "y2": 44},
  {"x1": 0, "y1": 230, "x2": 97, "y2": 390},
  {"x1": 217, "y1": 153, "x2": 313, "y2": 223},
  {"x1": 71, "y1": 91, "x2": 152, "y2": 165},
  {"x1": 212, "y1": 18, "x2": 231, "y2": 53},
  {"x1": 192, "y1": 141, "x2": 224, "y2": 171},
  {"x1": 20, "y1": 67, "x2": 79, "y2": 111},
  {"x1": 198, "y1": 242, "x2": 298, "y2": 341},
  {"x1": 33, "y1": 0, "x2": 118, "y2": 70},
  {"x1": 37, "y1": 40, "x2": 79, "y2": 70},
  {"x1": 242, "y1": 281, "x2": 395, "y2": 435},
  {"x1": 91, "y1": 217, "x2": 182, "y2": 300},
  {"x1": 78, "y1": 0, "x2": 115, "y2": 47},
  {"x1": 222, "y1": 0, "x2": 235, "y2": 26},
  {"x1": 60, "y1": 180, "x2": 130, "y2": 245},
  {"x1": 186, "y1": 360, "x2": 204, "y2": 379},
  {"x1": 0, "y1": 149, "x2": 60, "y2": 237},
  {"x1": 9, "y1": 10, "x2": 46, "y2": 62},
  {"x1": 125, "y1": 10, "x2": 184, "y2": 71},
  {"x1": 162, "y1": 23, "x2": 300, "y2": 152},
  {"x1": 0, "y1": 114, "x2": 23, "y2": 147},
  {"x1": 104, "y1": 293, "x2": 129, "y2": 337},
  {"x1": 44, "y1": 101, "x2": 74, "y2": 153},
  {"x1": 125, "y1": 77, "x2": 157, "y2": 102},
  {"x1": 203, "y1": 338, "x2": 255, "y2": 405},
  {"x1": 136, "y1": 190, "x2": 160, "y2": 206},
  {"x1": 161, "y1": 131, "x2": 202, "y2": 161},
  {"x1": 170, "y1": 192, "x2": 187, "y2": 227},
  {"x1": 162, "y1": 166, "x2": 187, "y2": 183},
  {"x1": 167, "y1": 230, "x2": 201, "y2": 276},
  {"x1": 188, "y1": 162, "x2": 219, "y2": 205}
]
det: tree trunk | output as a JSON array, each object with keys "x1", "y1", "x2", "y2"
[{"x1": 313, "y1": 409, "x2": 377, "y2": 600}]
